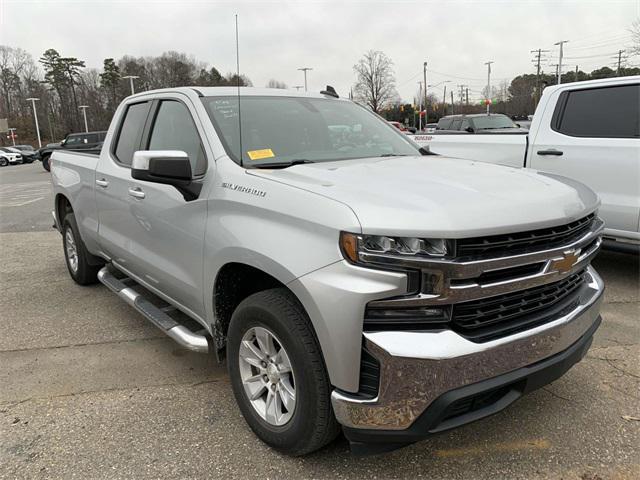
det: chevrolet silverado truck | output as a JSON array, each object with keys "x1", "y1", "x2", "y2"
[
  {"x1": 50, "y1": 87, "x2": 604, "y2": 455},
  {"x1": 413, "y1": 76, "x2": 640, "y2": 252}
]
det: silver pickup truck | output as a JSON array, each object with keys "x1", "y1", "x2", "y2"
[{"x1": 51, "y1": 87, "x2": 604, "y2": 455}]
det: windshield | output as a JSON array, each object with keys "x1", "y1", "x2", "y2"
[
  {"x1": 202, "y1": 96, "x2": 420, "y2": 166},
  {"x1": 472, "y1": 115, "x2": 517, "y2": 130}
]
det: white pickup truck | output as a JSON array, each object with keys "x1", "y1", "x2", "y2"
[
  {"x1": 50, "y1": 87, "x2": 604, "y2": 455},
  {"x1": 413, "y1": 76, "x2": 640, "y2": 252}
]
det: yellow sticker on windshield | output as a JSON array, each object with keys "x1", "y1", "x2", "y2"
[{"x1": 247, "y1": 148, "x2": 275, "y2": 160}]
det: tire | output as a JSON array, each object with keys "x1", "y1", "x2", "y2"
[
  {"x1": 42, "y1": 155, "x2": 50, "y2": 171},
  {"x1": 227, "y1": 288, "x2": 340, "y2": 456},
  {"x1": 0, "y1": 158, "x2": 7, "y2": 167},
  {"x1": 62, "y1": 213, "x2": 102, "y2": 285}
]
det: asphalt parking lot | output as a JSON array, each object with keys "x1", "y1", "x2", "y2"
[{"x1": 1, "y1": 162, "x2": 638, "y2": 479}]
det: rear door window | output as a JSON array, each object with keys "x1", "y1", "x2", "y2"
[
  {"x1": 555, "y1": 84, "x2": 639, "y2": 138},
  {"x1": 450, "y1": 118, "x2": 463, "y2": 131},
  {"x1": 114, "y1": 101, "x2": 151, "y2": 165}
]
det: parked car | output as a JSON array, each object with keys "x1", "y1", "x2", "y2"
[
  {"x1": 424, "y1": 122, "x2": 438, "y2": 133},
  {"x1": 413, "y1": 76, "x2": 640, "y2": 252},
  {"x1": 436, "y1": 113, "x2": 528, "y2": 133},
  {"x1": 0, "y1": 147, "x2": 23, "y2": 166},
  {"x1": 51, "y1": 86, "x2": 604, "y2": 455},
  {"x1": 388, "y1": 120, "x2": 408, "y2": 131},
  {"x1": 7, "y1": 145, "x2": 36, "y2": 163},
  {"x1": 37, "y1": 131, "x2": 107, "y2": 171}
]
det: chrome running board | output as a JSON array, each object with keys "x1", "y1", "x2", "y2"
[{"x1": 97, "y1": 266, "x2": 210, "y2": 353}]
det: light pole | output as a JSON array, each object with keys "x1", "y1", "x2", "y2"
[
  {"x1": 484, "y1": 61, "x2": 494, "y2": 114},
  {"x1": 79, "y1": 105, "x2": 89, "y2": 133},
  {"x1": 26, "y1": 97, "x2": 42, "y2": 148},
  {"x1": 423, "y1": 62, "x2": 428, "y2": 126},
  {"x1": 297, "y1": 67, "x2": 312, "y2": 92},
  {"x1": 554, "y1": 40, "x2": 569, "y2": 84},
  {"x1": 417, "y1": 81, "x2": 423, "y2": 131},
  {"x1": 122, "y1": 75, "x2": 140, "y2": 95},
  {"x1": 8, "y1": 128, "x2": 17, "y2": 146}
]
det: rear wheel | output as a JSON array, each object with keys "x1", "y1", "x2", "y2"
[
  {"x1": 227, "y1": 288, "x2": 340, "y2": 455},
  {"x1": 62, "y1": 213, "x2": 102, "y2": 285}
]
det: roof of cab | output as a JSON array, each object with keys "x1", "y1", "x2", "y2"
[{"x1": 126, "y1": 86, "x2": 349, "y2": 101}]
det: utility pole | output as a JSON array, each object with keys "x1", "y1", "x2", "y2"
[
  {"x1": 465, "y1": 87, "x2": 469, "y2": 106},
  {"x1": 423, "y1": 61, "x2": 428, "y2": 126},
  {"x1": 26, "y1": 97, "x2": 42, "y2": 148},
  {"x1": 417, "y1": 81, "x2": 423, "y2": 130},
  {"x1": 122, "y1": 75, "x2": 139, "y2": 95},
  {"x1": 575, "y1": 65, "x2": 579, "y2": 81},
  {"x1": 79, "y1": 105, "x2": 89, "y2": 133},
  {"x1": 531, "y1": 48, "x2": 550, "y2": 105},
  {"x1": 554, "y1": 40, "x2": 569, "y2": 84},
  {"x1": 297, "y1": 67, "x2": 312, "y2": 91},
  {"x1": 442, "y1": 84, "x2": 447, "y2": 115},
  {"x1": 450, "y1": 90, "x2": 454, "y2": 115},
  {"x1": 457, "y1": 84, "x2": 466, "y2": 105},
  {"x1": 615, "y1": 50, "x2": 625, "y2": 75},
  {"x1": 8, "y1": 128, "x2": 17, "y2": 146},
  {"x1": 484, "y1": 61, "x2": 494, "y2": 114}
]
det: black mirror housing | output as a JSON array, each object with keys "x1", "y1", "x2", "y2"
[{"x1": 131, "y1": 151, "x2": 202, "y2": 201}]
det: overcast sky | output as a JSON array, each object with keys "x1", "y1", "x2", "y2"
[{"x1": 1, "y1": 0, "x2": 638, "y2": 103}]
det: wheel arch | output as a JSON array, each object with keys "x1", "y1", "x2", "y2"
[{"x1": 210, "y1": 259, "x2": 328, "y2": 370}]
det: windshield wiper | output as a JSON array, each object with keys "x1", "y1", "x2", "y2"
[{"x1": 252, "y1": 159, "x2": 316, "y2": 169}]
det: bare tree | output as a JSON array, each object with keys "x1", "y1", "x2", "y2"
[
  {"x1": 266, "y1": 79, "x2": 287, "y2": 89},
  {"x1": 629, "y1": 19, "x2": 640, "y2": 57},
  {"x1": 353, "y1": 50, "x2": 398, "y2": 113}
]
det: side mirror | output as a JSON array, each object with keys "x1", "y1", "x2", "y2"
[
  {"x1": 465, "y1": 126, "x2": 474, "y2": 133},
  {"x1": 131, "y1": 150, "x2": 202, "y2": 201}
]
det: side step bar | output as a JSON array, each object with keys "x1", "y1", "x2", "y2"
[{"x1": 97, "y1": 266, "x2": 210, "y2": 353}]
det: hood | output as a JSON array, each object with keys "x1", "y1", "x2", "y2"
[{"x1": 248, "y1": 156, "x2": 599, "y2": 238}]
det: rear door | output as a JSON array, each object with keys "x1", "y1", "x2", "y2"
[
  {"x1": 95, "y1": 100, "x2": 152, "y2": 274},
  {"x1": 530, "y1": 82, "x2": 640, "y2": 236}
]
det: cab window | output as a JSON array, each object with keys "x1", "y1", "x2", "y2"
[{"x1": 148, "y1": 100, "x2": 207, "y2": 176}]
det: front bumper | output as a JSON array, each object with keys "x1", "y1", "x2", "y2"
[{"x1": 332, "y1": 266, "x2": 603, "y2": 440}]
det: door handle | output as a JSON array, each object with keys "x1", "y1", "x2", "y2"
[
  {"x1": 536, "y1": 149, "x2": 563, "y2": 156},
  {"x1": 95, "y1": 178, "x2": 109, "y2": 187},
  {"x1": 128, "y1": 187, "x2": 146, "y2": 199}
]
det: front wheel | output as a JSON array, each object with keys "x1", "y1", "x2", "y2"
[
  {"x1": 42, "y1": 155, "x2": 50, "y2": 171},
  {"x1": 0, "y1": 158, "x2": 7, "y2": 167},
  {"x1": 227, "y1": 288, "x2": 340, "y2": 456}
]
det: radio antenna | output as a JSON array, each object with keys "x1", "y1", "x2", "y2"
[{"x1": 235, "y1": 14, "x2": 243, "y2": 167}]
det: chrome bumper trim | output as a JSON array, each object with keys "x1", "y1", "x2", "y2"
[
  {"x1": 368, "y1": 217, "x2": 603, "y2": 306},
  {"x1": 331, "y1": 265, "x2": 604, "y2": 430}
]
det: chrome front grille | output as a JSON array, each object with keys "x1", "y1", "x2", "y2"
[
  {"x1": 456, "y1": 214, "x2": 596, "y2": 258},
  {"x1": 365, "y1": 214, "x2": 604, "y2": 342}
]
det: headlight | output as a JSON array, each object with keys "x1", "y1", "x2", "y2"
[{"x1": 340, "y1": 232, "x2": 449, "y2": 265}]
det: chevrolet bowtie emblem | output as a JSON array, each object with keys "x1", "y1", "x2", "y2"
[{"x1": 551, "y1": 249, "x2": 581, "y2": 274}]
